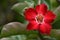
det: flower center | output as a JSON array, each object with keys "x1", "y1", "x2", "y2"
[{"x1": 36, "y1": 14, "x2": 43, "y2": 23}]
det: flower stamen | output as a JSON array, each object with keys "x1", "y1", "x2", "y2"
[{"x1": 36, "y1": 14, "x2": 44, "y2": 23}]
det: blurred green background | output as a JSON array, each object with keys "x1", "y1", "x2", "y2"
[{"x1": 0, "y1": 0, "x2": 60, "y2": 40}]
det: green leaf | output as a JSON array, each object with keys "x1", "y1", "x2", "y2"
[
  {"x1": 43, "y1": 0, "x2": 51, "y2": 10},
  {"x1": 52, "y1": 6, "x2": 60, "y2": 29},
  {"x1": 15, "y1": 14, "x2": 26, "y2": 23},
  {"x1": 24, "y1": 0, "x2": 34, "y2": 7},
  {"x1": 33, "y1": 0, "x2": 38, "y2": 6},
  {"x1": 0, "y1": 22, "x2": 26, "y2": 38},
  {"x1": 44, "y1": 36, "x2": 56, "y2": 40},
  {"x1": 50, "y1": 0, "x2": 59, "y2": 11},
  {"x1": 0, "y1": 22, "x2": 38, "y2": 38},
  {"x1": 12, "y1": 3, "x2": 28, "y2": 16},
  {"x1": 33, "y1": 0, "x2": 51, "y2": 10},
  {"x1": 12, "y1": 3, "x2": 28, "y2": 23},
  {"x1": 12, "y1": 2, "x2": 34, "y2": 23},
  {"x1": 0, "y1": 35, "x2": 26, "y2": 40},
  {"x1": 0, "y1": 34, "x2": 38, "y2": 40},
  {"x1": 51, "y1": 29, "x2": 60, "y2": 40},
  {"x1": 33, "y1": 0, "x2": 43, "y2": 6}
]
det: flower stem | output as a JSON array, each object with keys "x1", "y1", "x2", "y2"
[
  {"x1": 38, "y1": 31, "x2": 44, "y2": 40},
  {"x1": 38, "y1": 24, "x2": 44, "y2": 40}
]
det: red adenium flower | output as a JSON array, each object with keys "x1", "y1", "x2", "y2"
[{"x1": 24, "y1": 4, "x2": 56, "y2": 35}]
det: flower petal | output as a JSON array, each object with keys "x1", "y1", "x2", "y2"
[
  {"x1": 44, "y1": 10, "x2": 56, "y2": 23},
  {"x1": 39, "y1": 23, "x2": 52, "y2": 35},
  {"x1": 27, "y1": 20, "x2": 38, "y2": 30},
  {"x1": 24, "y1": 8, "x2": 37, "y2": 20},
  {"x1": 35, "y1": 4, "x2": 47, "y2": 15}
]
